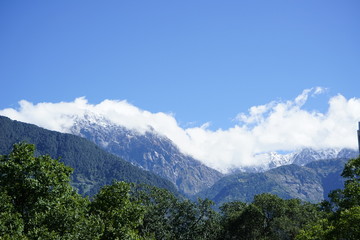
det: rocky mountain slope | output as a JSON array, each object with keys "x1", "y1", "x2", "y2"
[
  {"x1": 70, "y1": 114, "x2": 223, "y2": 196},
  {"x1": 292, "y1": 148, "x2": 357, "y2": 165},
  {"x1": 68, "y1": 113, "x2": 357, "y2": 197},
  {"x1": 234, "y1": 148, "x2": 357, "y2": 172},
  {"x1": 0, "y1": 116, "x2": 178, "y2": 196},
  {"x1": 196, "y1": 157, "x2": 349, "y2": 206},
  {"x1": 2, "y1": 114, "x2": 358, "y2": 204}
]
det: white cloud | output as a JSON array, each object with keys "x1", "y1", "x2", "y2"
[{"x1": 0, "y1": 87, "x2": 359, "y2": 173}]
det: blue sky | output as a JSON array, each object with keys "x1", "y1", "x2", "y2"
[{"x1": 1, "y1": 0, "x2": 359, "y2": 130}]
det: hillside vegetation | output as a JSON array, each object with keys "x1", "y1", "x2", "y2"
[{"x1": 1, "y1": 142, "x2": 359, "y2": 239}]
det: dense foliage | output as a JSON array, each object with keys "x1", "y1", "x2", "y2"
[
  {"x1": 219, "y1": 195, "x2": 324, "y2": 240},
  {"x1": 0, "y1": 143, "x2": 102, "y2": 239},
  {"x1": 1, "y1": 142, "x2": 359, "y2": 239},
  {"x1": 296, "y1": 156, "x2": 360, "y2": 239}
]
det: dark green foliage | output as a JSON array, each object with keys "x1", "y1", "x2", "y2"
[
  {"x1": 131, "y1": 184, "x2": 222, "y2": 240},
  {"x1": 331, "y1": 156, "x2": 360, "y2": 210},
  {"x1": 90, "y1": 181, "x2": 145, "y2": 240},
  {"x1": 297, "y1": 157, "x2": 360, "y2": 240},
  {"x1": 0, "y1": 143, "x2": 73, "y2": 216},
  {"x1": 131, "y1": 184, "x2": 180, "y2": 239},
  {"x1": 1, "y1": 142, "x2": 359, "y2": 240},
  {"x1": 0, "y1": 142, "x2": 103, "y2": 239},
  {"x1": 0, "y1": 116, "x2": 178, "y2": 196},
  {"x1": 219, "y1": 194, "x2": 322, "y2": 240},
  {"x1": 0, "y1": 143, "x2": 222, "y2": 239},
  {"x1": 2, "y1": 116, "x2": 360, "y2": 239},
  {"x1": 0, "y1": 191, "x2": 25, "y2": 239}
]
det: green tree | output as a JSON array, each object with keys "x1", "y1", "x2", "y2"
[
  {"x1": 273, "y1": 199, "x2": 323, "y2": 240},
  {"x1": 90, "y1": 181, "x2": 145, "y2": 240},
  {"x1": 220, "y1": 194, "x2": 322, "y2": 240},
  {"x1": 169, "y1": 198, "x2": 221, "y2": 240},
  {"x1": 328, "y1": 156, "x2": 360, "y2": 211},
  {"x1": 0, "y1": 191, "x2": 26, "y2": 239},
  {"x1": 131, "y1": 184, "x2": 178, "y2": 239},
  {"x1": 131, "y1": 184, "x2": 221, "y2": 240},
  {"x1": 297, "y1": 157, "x2": 360, "y2": 240},
  {"x1": 219, "y1": 201, "x2": 248, "y2": 239},
  {"x1": 0, "y1": 142, "x2": 102, "y2": 239},
  {"x1": 295, "y1": 218, "x2": 333, "y2": 240}
]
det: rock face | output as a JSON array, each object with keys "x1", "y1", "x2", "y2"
[
  {"x1": 70, "y1": 115, "x2": 223, "y2": 196},
  {"x1": 196, "y1": 158, "x2": 349, "y2": 206},
  {"x1": 233, "y1": 148, "x2": 358, "y2": 173},
  {"x1": 292, "y1": 148, "x2": 357, "y2": 166},
  {"x1": 264, "y1": 164, "x2": 324, "y2": 202}
]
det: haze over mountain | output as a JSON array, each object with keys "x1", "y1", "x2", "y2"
[{"x1": 1, "y1": 88, "x2": 359, "y2": 173}]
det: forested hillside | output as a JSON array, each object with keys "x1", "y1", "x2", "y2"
[
  {"x1": 0, "y1": 116, "x2": 177, "y2": 196},
  {"x1": 1, "y1": 142, "x2": 359, "y2": 239}
]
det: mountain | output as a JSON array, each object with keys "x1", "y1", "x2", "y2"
[
  {"x1": 2, "y1": 113, "x2": 357, "y2": 204},
  {"x1": 232, "y1": 148, "x2": 357, "y2": 173},
  {"x1": 69, "y1": 114, "x2": 223, "y2": 196},
  {"x1": 196, "y1": 158, "x2": 349, "y2": 206},
  {"x1": 0, "y1": 116, "x2": 178, "y2": 196},
  {"x1": 51, "y1": 113, "x2": 357, "y2": 197},
  {"x1": 305, "y1": 158, "x2": 348, "y2": 200},
  {"x1": 292, "y1": 148, "x2": 357, "y2": 166}
]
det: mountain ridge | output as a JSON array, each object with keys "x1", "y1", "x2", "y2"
[
  {"x1": 0, "y1": 115, "x2": 178, "y2": 196},
  {"x1": 232, "y1": 147, "x2": 357, "y2": 173},
  {"x1": 196, "y1": 158, "x2": 349, "y2": 206},
  {"x1": 2, "y1": 114, "x2": 358, "y2": 204},
  {"x1": 70, "y1": 114, "x2": 223, "y2": 196}
]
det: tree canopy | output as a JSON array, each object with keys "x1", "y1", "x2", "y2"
[
  {"x1": 296, "y1": 156, "x2": 360, "y2": 240},
  {"x1": 1, "y1": 142, "x2": 359, "y2": 240},
  {"x1": 0, "y1": 142, "x2": 102, "y2": 239}
]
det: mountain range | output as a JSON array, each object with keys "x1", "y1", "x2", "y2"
[
  {"x1": 0, "y1": 116, "x2": 178, "y2": 196},
  {"x1": 234, "y1": 148, "x2": 357, "y2": 173},
  {"x1": 68, "y1": 113, "x2": 357, "y2": 198},
  {"x1": 196, "y1": 158, "x2": 349, "y2": 205},
  {"x1": 0, "y1": 114, "x2": 358, "y2": 205},
  {"x1": 70, "y1": 114, "x2": 223, "y2": 195}
]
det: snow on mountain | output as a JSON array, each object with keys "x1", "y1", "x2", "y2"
[
  {"x1": 292, "y1": 148, "x2": 340, "y2": 166},
  {"x1": 256, "y1": 151, "x2": 295, "y2": 168},
  {"x1": 231, "y1": 148, "x2": 358, "y2": 173},
  {"x1": 70, "y1": 113, "x2": 223, "y2": 196},
  {"x1": 69, "y1": 113, "x2": 358, "y2": 180}
]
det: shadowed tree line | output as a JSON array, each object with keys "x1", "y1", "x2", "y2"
[{"x1": 0, "y1": 143, "x2": 359, "y2": 239}]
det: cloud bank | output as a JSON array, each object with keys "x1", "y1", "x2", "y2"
[{"x1": 1, "y1": 88, "x2": 359, "y2": 173}]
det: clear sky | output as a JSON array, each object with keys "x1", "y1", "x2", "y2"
[
  {"x1": 1, "y1": 0, "x2": 359, "y2": 129},
  {"x1": 1, "y1": 1, "x2": 360, "y2": 171}
]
